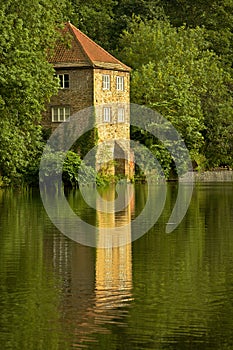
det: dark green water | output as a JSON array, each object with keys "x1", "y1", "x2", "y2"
[{"x1": 0, "y1": 183, "x2": 233, "y2": 350}]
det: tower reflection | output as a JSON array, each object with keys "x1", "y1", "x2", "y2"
[{"x1": 95, "y1": 185, "x2": 133, "y2": 316}]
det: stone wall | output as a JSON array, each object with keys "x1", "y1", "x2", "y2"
[
  {"x1": 180, "y1": 170, "x2": 233, "y2": 182},
  {"x1": 42, "y1": 68, "x2": 94, "y2": 130},
  {"x1": 93, "y1": 69, "x2": 131, "y2": 177},
  {"x1": 194, "y1": 170, "x2": 233, "y2": 182},
  {"x1": 93, "y1": 69, "x2": 130, "y2": 105},
  {"x1": 93, "y1": 68, "x2": 130, "y2": 142}
]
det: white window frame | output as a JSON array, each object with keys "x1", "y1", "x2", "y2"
[
  {"x1": 51, "y1": 106, "x2": 70, "y2": 122},
  {"x1": 102, "y1": 74, "x2": 110, "y2": 90},
  {"x1": 57, "y1": 74, "x2": 69, "y2": 88},
  {"x1": 116, "y1": 76, "x2": 124, "y2": 91},
  {"x1": 117, "y1": 107, "x2": 125, "y2": 122},
  {"x1": 103, "y1": 107, "x2": 111, "y2": 122}
]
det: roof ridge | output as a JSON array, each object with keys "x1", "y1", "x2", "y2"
[
  {"x1": 68, "y1": 22, "x2": 130, "y2": 70},
  {"x1": 66, "y1": 22, "x2": 94, "y2": 67}
]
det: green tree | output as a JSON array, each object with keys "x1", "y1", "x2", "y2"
[
  {"x1": 0, "y1": 0, "x2": 69, "y2": 184},
  {"x1": 163, "y1": 0, "x2": 233, "y2": 65},
  {"x1": 112, "y1": 0, "x2": 166, "y2": 50},
  {"x1": 119, "y1": 19, "x2": 233, "y2": 171},
  {"x1": 69, "y1": 0, "x2": 166, "y2": 51},
  {"x1": 69, "y1": 0, "x2": 116, "y2": 51}
]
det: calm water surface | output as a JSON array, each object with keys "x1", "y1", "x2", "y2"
[{"x1": 0, "y1": 182, "x2": 233, "y2": 350}]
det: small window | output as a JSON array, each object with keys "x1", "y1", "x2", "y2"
[
  {"x1": 52, "y1": 106, "x2": 70, "y2": 122},
  {"x1": 116, "y1": 76, "x2": 124, "y2": 91},
  {"x1": 117, "y1": 107, "x2": 125, "y2": 122},
  {"x1": 102, "y1": 74, "x2": 110, "y2": 90},
  {"x1": 58, "y1": 74, "x2": 69, "y2": 88},
  {"x1": 103, "y1": 107, "x2": 111, "y2": 122}
]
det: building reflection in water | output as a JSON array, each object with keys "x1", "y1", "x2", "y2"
[
  {"x1": 95, "y1": 186, "x2": 133, "y2": 316},
  {"x1": 49, "y1": 185, "x2": 134, "y2": 347}
]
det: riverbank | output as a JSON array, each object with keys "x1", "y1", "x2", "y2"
[{"x1": 1, "y1": 169, "x2": 233, "y2": 189}]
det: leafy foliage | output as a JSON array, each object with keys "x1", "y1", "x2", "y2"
[
  {"x1": 0, "y1": 0, "x2": 69, "y2": 185},
  {"x1": 39, "y1": 149, "x2": 83, "y2": 187},
  {"x1": 163, "y1": 0, "x2": 233, "y2": 65},
  {"x1": 39, "y1": 149, "x2": 110, "y2": 188},
  {"x1": 118, "y1": 19, "x2": 233, "y2": 171},
  {"x1": 69, "y1": 0, "x2": 116, "y2": 51}
]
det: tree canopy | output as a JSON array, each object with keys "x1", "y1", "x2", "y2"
[
  {"x1": 0, "y1": 0, "x2": 69, "y2": 184},
  {"x1": 118, "y1": 19, "x2": 233, "y2": 171}
]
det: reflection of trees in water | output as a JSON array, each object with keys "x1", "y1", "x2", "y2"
[
  {"x1": 0, "y1": 189, "x2": 66, "y2": 350},
  {"x1": 126, "y1": 183, "x2": 233, "y2": 349}
]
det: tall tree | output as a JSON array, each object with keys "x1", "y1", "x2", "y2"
[
  {"x1": 112, "y1": 0, "x2": 166, "y2": 49},
  {"x1": 163, "y1": 0, "x2": 233, "y2": 65},
  {"x1": 69, "y1": 0, "x2": 116, "y2": 51},
  {"x1": 118, "y1": 19, "x2": 233, "y2": 171},
  {"x1": 0, "y1": 0, "x2": 69, "y2": 184}
]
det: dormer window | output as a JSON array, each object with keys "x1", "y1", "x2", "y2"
[
  {"x1": 102, "y1": 74, "x2": 110, "y2": 90},
  {"x1": 58, "y1": 74, "x2": 69, "y2": 88},
  {"x1": 116, "y1": 76, "x2": 124, "y2": 91}
]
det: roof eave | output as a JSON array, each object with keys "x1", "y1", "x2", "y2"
[
  {"x1": 92, "y1": 61, "x2": 131, "y2": 72},
  {"x1": 51, "y1": 61, "x2": 131, "y2": 71},
  {"x1": 51, "y1": 60, "x2": 93, "y2": 68}
]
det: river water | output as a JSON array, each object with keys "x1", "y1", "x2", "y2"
[{"x1": 0, "y1": 182, "x2": 233, "y2": 350}]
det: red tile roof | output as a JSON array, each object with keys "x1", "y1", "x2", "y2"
[{"x1": 49, "y1": 22, "x2": 131, "y2": 72}]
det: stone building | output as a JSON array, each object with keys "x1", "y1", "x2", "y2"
[{"x1": 43, "y1": 22, "x2": 133, "y2": 178}]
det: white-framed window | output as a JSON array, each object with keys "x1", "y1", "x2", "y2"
[
  {"x1": 51, "y1": 106, "x2": 70, "y2": 122},
  {"x1": 103, "y1": 107, "x2": 111, "y2": 122},
  {"x1": 117, "y1": 107, "x2": 125, "y2": 122},
  {"x1": 102, "y1": 74, "x2": 110, "y2": 90},
  {"x1": 116, "y1": 76, "x2": 124, "y2": 91},
  {"x1": 58, "y1": 74, "x2": 69, "y2": 88}
]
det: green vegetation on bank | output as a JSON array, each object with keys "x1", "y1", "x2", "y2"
[
  {"x1": 0, "y1": 0, "x2": 232, "y2": 186},
  {"x1": 39, "y1": 150, "x2": 111, "y2": 188}
]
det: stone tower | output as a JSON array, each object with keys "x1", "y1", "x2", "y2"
[{"x1": 43, "y1": 22, "x2": 133, "y2": 178}]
